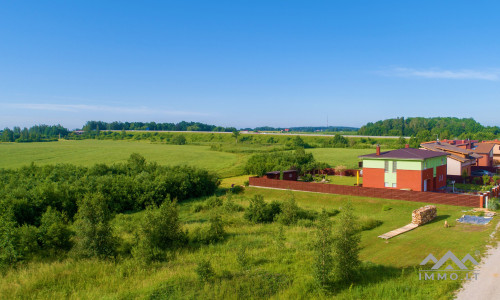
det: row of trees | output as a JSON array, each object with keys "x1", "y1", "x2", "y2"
[
  {"x1": 244, "y1": 148, "x2": 329, "y2": 176},
  {"x1": 82, "y1": 121, "x2": 237, "y2": 132},
  {"x1": 1, "y1": 125, "x2": 69, "y2": 142},
  {"x1": 358, "y1": 117, "x2": 500, "y2": 140}
]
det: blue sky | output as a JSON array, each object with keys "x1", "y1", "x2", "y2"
[{"x1": 1, "y1": 1, "x2": 499, "y2": 129}]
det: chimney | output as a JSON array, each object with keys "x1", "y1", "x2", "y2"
[
  {"x1": 376, "y1": 144, "x2": 380, "y2": 156},
  {"x1": 405, "y1": 144, "x2": 409, "y2": 148}
]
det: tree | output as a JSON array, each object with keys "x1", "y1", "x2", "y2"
[
  {"x1": 39, "y1": 207, "x2": 73, "y2": 252},
  {"x1": 73, "y1": 193, "x2": 117, "y2": 259},
  {"x1": 132, "y1": 197, "x2": 186, "y2": 263},
  {"x1": 232, "y1": 130, "x2": 240, "y2": 144},
  {"x1": 333, "y1": 201, "x2": 360, "y2": 282},
  {"x1": 313, "y1": 210, "x2": 333, "y2": 288}
]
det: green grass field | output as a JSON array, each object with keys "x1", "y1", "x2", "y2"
[
  {"x1": 0, "y1": 186, "x2": 496, "y2": 299},
  {"x1": 0, "y1": 140, "x2": 247, "y2": 178},
  {"x1": 307, "y1": 148, "x2": 377, "y2": 169},
  {"x1": 0, "y1": 140, "x2": 377, "y2": 178}
]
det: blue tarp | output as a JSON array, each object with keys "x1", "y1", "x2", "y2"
[{"x1": 457, "y1": 215, "x2": 493, "y2": 225}]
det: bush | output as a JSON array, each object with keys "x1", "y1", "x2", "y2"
[
  {"x1": 171, "y1": 134, "x2": 186, "y2": 145},
  {"x1": 275, "y1": 195, "x2": 299, "y2": 225},
  {"x1": 243, "y1": 180, "x2": 250, "y2": 187},
  {"x1": 73, "y1": 193, "x2": 117, "y2": 259},
  {"x1": 205, "y1": 196, "x2": 223, "y2": 209},
  {"x1": 333, "y1": 201, "x2": 361, "y2": 282},
  {"x1": 359, "y1": 216, "x2": 383, "y2": 231},
  {"x1": 195, "y1": 259, "x2": 215, "y2": 283},
  {"x1": 38, "y1": 207, "x2": 73, "y2": 252},
  {"x1": 16, "y1": 224, "x2": 39, "y2": 259},
  {"x1": 132, "y1": 198, "x2": 187, "y2": 263},
  {"x1": 488, "y1": 198, "x2": 499, "y2": 211},
  {"x1": 244, "y1": 195, "x2": 281, "y2": 223},
  {"x1": 191, "y1": 214, "x2": 225, "y2": 244}
]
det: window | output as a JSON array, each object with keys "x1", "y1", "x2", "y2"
[
  {"x1": 392, "y1": 183, "x2": 397, "y2": 188},
  {"x1": 441, "y1": 158, "x2": 445, "y2": 165},
  {"x1": 384, "y1": 182, "x2": 389, "y2": 187},
  {"x1": 384, "y1": 161, "x2": 389, "y2": 173},
  {"x1": 392, "y1": 161, "x2": 397, "y2": 173}
]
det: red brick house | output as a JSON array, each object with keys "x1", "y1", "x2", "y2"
[
  {"x1": 359, "y1": 146, "x2": 447, "y2": 192},
  {"x1": 471, "y1": 143, "x2": 495, "y2": 168}
]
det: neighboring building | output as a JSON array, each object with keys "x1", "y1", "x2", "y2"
[
  {"x1": 481, "y1": 140, "x2": 500, "y2": 165},
  {"x1": 420, "y1": 141, "x2": 481, "y2": 176},
  {"x1": 264, "y1": 170, "x2": 298, "y2": 181},
  {"x1": 440, "y1": 139, "x2": 478, "y2": 150},
  {"x1": 471, "y1": 143, "x2": 495, "y2": 168},
  {"x1": 359, "y1": 146, "x2": 447, "y2": 192}
]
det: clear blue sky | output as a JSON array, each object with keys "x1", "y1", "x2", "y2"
[{"x1": 1, "y1": 1, "x2": 499, "y2": 129}]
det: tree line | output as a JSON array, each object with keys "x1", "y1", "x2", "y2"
[
  {"x1": 358, "y1": 117, "x2": 500, "y2": 140},
  {"x1": 82, "y1": 121, "x2": 237, "y2": 132},
  {"x1": 1, "y1": 125, "x2": 69, "y2": 142}
]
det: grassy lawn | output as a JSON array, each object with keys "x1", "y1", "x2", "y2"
[
  {"x1": 0, "y1": 140, "x2": 247, "y2": 178},
  {"x1": 307, "y1": 148, "x2": 377, "y2": 169},
  {"x1": 1, "y1": 187, "x2": 496, "y2": 299},
  {"x1": 326, "y1": 175, "x2": 362, "y2": 186}
]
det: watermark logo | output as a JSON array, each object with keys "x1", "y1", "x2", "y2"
[{"x1": 419, "y1": 250, "x2": 479, "y2": 281}]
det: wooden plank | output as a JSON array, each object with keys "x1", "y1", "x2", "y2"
[{"x1": 378, "y1": 223, "x2": 419, "y2": 240}]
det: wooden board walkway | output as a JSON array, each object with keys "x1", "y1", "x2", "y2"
[{"x1": 378, "y1": 223, "x2": 419, "y2": 240}]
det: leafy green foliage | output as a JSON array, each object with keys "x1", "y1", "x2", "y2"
[
  {"x1": 132, "y1": 198, "x2": 187, "y2": 263},
  {"x1": 333, "y1": 201, "x2": 361, "y2": 283},
  {"x1": 73, "y1": 193, "x2": 117, "y2": 259},
  {"x1": 191, "y1": 214, "x2": 226, "y2": 244},
  {"x1": 243, "y1": 195, "x2": 281, "y2": 223},
  {"x1": 313, "y1": 210, "x2": 333, "y2": 288},
  {"x1": 38, "y1": 207, "x2": 73, "y2": 252},
  {"x1": 244, "y1": 148, "x2": 326, "y2": 176},
  {"x1": 195, "y1": 259, "x2": 215, "y2": 283}
]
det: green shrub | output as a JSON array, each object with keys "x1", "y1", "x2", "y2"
[
  {"x1": 16, "y1": 224, "x2": 39, "y2": 258},
  {"x1": 244, "y1": 195, "x2": 281, "y2": 223},
  {"x1": 195, "y1": 259, "x2": 215, "y2": 283},
  {"x1": 243, "y1": 180, "x2": 250, "y2": 187},
  {"x1": 191, "y1": 214, "x2": 225, "y2": 245},
  {"x1": 359, "y1": 216, "x2": 383, "y2": 231},
  {"x1": 171, "y1": 134, "x2": 186, "y2": 145},
  {"x1": 223, "y1": 197, "x2": 244, "y2": 213},
  {"x1": 73, "y1": 193, "x2": 117, "y2": 259},
  {"x1": 275, "y1": 195, "x2": 299, "y2": 225},
  {"x1": 488, "y1": 198, "x2": 499, "y2": 211},
  {"x1": 132, "y1": 198, "x2": 187, "y2": 263},
  {"x1": 38, "y1": 207, "x2": 73, "y2": 252},
  {"x1": 205, "y1": 196, "x2": 223, "y2": 209}
]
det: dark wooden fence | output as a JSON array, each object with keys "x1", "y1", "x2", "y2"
[{"x1": 249, "y1": 177, "x2": 480, "y2": 207}]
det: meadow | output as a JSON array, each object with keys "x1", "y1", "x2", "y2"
[
  {"x1": 0, "y1": 138, "x2": 497, "y2": 299},
  {"x1": 0, "y1": 186, "x2": 496, "y2": 299},
  {"x1": 0, "y1": 140, "x2": 375, "y2": 178}
]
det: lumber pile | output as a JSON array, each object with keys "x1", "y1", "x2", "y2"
[{"x1": 411, "y1": 205, "x2": 437, "y2": 226}]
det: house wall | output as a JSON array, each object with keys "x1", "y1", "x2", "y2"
[
  {"x1": 476, "y1": 150, "x2": 493, "y2": 167},
  {"x1": 447, "y1": 158, "x2": 463, "y2": 176},
  {"x1": 362, "y1": 168, "x2": 385, "y2": 188}
]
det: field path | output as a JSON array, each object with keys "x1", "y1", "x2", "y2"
[{"x1": 455, "y1": 223, "x2": 500, "y2": 300}]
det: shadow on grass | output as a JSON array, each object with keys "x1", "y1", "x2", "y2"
[{"x1": 426, "y1": 214, "x2": 451, "y2": 225}]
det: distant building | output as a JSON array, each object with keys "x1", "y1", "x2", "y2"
[
  {"x1": 471, "y1": 143, "x2": 495, "y2": 168},
  {"x1": 482, "y1": 140, "x2": 500, "y2": 164},
  {"x1": 264, "y1": 170, "x2": 298, "y2": 181},
  {"x1": 420, "y1": 141, "x2": 481, "y2": 176},
  {"x1": 359, "y1": 145, "x2": 447, "y2": 192}
]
